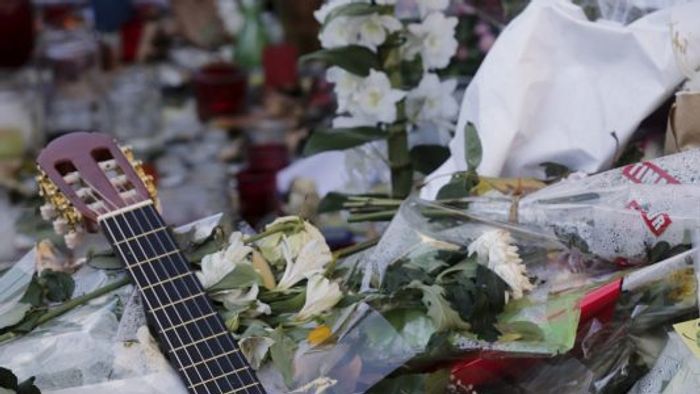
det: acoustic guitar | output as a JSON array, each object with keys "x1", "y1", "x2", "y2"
[{"x1": 36, "y1": 132, "x2": 265, "y2": 394}]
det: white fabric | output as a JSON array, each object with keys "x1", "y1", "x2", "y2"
[{"x1": 423, "y1": 0, "x2": 700, "y2": 198}]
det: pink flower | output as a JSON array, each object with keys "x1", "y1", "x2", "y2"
[{"x1": 478, "y1": 33, "x2": 496, "y2": 53}]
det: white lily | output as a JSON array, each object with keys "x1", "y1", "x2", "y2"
[
  {"x1": 295, "y1": 274, "x2": 343, "y2": 321},
  {"x1": 277, "y1": 238, "x2": 333, "y2": 291},
  {"x1": 468, "y1": 230, "x2": 534, "y2": 300},
  {"x1": 351, "y1": 69, "x2": 406, "y2": 124},
  {"x1": 332, "y1": 115, "x2": 376, "y2": 128},
  {"x1": 314, "y1": 0, "x2": 367, "y2": 23},
  {"x1": 196, "y1": 232, "x2": 252, "y2": 289},
  {"x1": 256, "y1": 217, "x2": 328, "y2": 267},
  {"x1": 239, "y1": 336, "x2": 275, "y2": 369},
  {"x1": 406, "y1": 73, "x2": 459, "y2": 131},
  {"x1": 405, "y1": 13, "x2": 458, "y2": 70}
]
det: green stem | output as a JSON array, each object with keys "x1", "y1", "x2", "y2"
[
  {"x1": 332, "y1": 237, "x2": 380, "y2": 260},
  {"x1": 0, "y1": 277, "x2": 131, "y2": 344},
  {"x1": 348, "y1": 209, "x2": 398, "y2": 223},
  {"x1": 244, "y1": 221, "x2": 303, "y2": 244},
  {"x1": 387, "y1": 120, "x2": 412, "y2": 199}
]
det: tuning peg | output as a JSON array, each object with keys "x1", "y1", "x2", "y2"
[{"x1": 40, "y1": 203, "x2": 57, "y2": 220}]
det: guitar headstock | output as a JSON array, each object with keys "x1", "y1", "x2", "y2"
[{"x1": 36, "y1": 132, "x2": 157, "y2": 243}]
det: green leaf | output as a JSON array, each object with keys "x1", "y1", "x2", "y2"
[
  {"x1": 16, "y1": 377, "x2": 40, "y2": 394},
  {"x1": 300, "y1": 46, "x2": 380, "y2": 77},
  {"x1": 323, "y1": 3, "x2": 389, "y2": 24},
  {"x1": 464, "y1": 122, "x2": 482, "y2": 171},
  {"x1": 39, "y1": 271, "x2": 75, "y2": 303},
  {"x1": 0, "y1": 303, "x2": 31, "y2": 330},
  {"x1": 270, "y1": 326, "x2": 296, "y2": 387},
  {"x1": 208, "y1": 264, "x2": 262, "y2": 292},
  {"x1": 20, "y1": 279, "x2": 42, "y2": 307},
  {"x1": 540, "y1": 162, "x2": 572, "y2": 180},
  {"x1": 410, "y1": 145, "x2": 450, "y2": 175},
  {"x1": 86, "y1": 250, "x2": 123, "y2": 270},
  {"x1": 0, "y1": 367, "x2": 18, "y2": 389},
  {"x1": 303, "y1": 127, "x2": 385, "y2": 156},
  {"x1": 435, "y1": 171, "x2": 479, "y2": 200},
  {"x1": 318, "y1": 192, "x2": 351, "y2": 213},
  {"x1": 496, "y1": 321, "x2": 544, "y2": 342},
  {"x1": 408, "y1": 281, "x2": 470, "y2": 332},
  {"x1": 269, "y1": 290, "x2": 306, "y2": 314}
]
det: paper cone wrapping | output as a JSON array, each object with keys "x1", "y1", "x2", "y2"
[{"x1": 665, "y1": 92, "x2": 700, "y2": 154}]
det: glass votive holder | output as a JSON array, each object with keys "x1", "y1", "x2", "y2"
[
  {"x1": 236, "y1": 169, "x2": 279, "y2": 227},
  {"x1": 193, "y1": 63, "x2": 247, "y2": 121}
]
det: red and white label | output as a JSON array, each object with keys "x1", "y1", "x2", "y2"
[
  {"x1": 626, "y1": 200, "x2": 672, "y2": 237},
  {"x1": 622, "y1": 162, "x2": 680, "y2": 185}
]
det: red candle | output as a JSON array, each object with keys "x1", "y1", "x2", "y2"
[
  {"x1": 263, "y1": 44, "x2": 298, "y2": 91},
  {"x1": 193, "y1": 63, "x2": 248, "y2": 121},
  {"x1": 236, "y1": 169, "x2": 280, "y2": 227},
  {"x1": 0, "y1": 0, "x2": 34, "y2": 69}
]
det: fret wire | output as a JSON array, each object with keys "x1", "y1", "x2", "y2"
[
  {"x1": 108, "y1": 209, "x2": 217, "y2": 394},
  {"x1": 169, "y1": 331, "x2": 231, "y2": 353},
  {"x1": 180, "y1": 349, "x2": 241, "y2": 373},
  {"x1": 114, "y1": 226, "x2": 168, "y2": 245},
  {"x1": 149, "y1": 292, "x2": 206, "y2": 313},
  {"x1": 124, "y1": 207, "x2": 239, "y2": 393},
  {"x1": 99, "y1": 215, "x2": 202, "y2": 393},
  {"x1": 161, "y1": 311, "x2": 218, "y2": 333},
  {"x1": 227, "y1": 382, "x2": 263, "y2": 394},
  {"x1": 188, "y1": 366, "x2": 254, "y2": 390},
  {"x1": 140, "y1": 204, "x2": 262, "y2": 391},
  {"x1": 141, "y1": 271, "x2": 193, "y2": 291}
]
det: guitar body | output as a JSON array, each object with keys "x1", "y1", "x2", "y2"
[{"x1": 37, "y1": 132, "x2": 265, "y2": 394}]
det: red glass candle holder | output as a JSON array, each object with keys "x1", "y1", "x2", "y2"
[
  {"x1": 236, "y1": 169, "x2": 279, "y2": 227},
  {"x1": 194, "y1": 63, "x2": 248, "y2": 121},
  {"x1": 0, "y1": 0, "x2": 34, "y2": 69},
  {"x1": 248, "y1": 143, "x2": 290, "y2": 173},
  {"x1": 263, "y1": 44, "x2": 298, "y2": 91}
]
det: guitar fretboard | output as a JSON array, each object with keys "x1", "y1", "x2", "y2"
[{"x1": 100, "y1": 202, "x2": 265, "y2": 394}]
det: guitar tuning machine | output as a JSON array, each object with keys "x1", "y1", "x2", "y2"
[
  {"x1": 120, "y1": 145, "x2": 158, "y2": 204},
  {"x1": 36, "y1": 168, "x2": 83, "y2": 233}
]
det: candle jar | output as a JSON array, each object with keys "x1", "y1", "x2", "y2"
[
  {"x1": 0, "y1": 0, "x2": 34, "y2": 69},
  {"x1": 193, "y1": 63, "x2": 247, "y2": 121}
]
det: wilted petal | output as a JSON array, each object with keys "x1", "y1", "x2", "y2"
[{"x1": 295, "y1": 275, "x2": 343, "y2": 321}]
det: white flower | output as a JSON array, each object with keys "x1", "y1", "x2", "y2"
[
  {"x1": 240, "y1": 336, "x2": 275, "y2": 369},
  {"x1": 196, "y1": 232, "x2": 252, "y2": 289},
  {"x1": 216, "y1": 0, "x2": 244, "y2": 35},
  {"x1": 319, "y1": 16, "x2": 357, "y2": 48},
  {"x1": 356, "y1": 14, "x2": 402, "y2": 51},
  {"x1": 351, "y1": 69, "x2": 406, "y2": 124},
  {"x1": 256, "y1": 217, "x2": 326, "y2": 266},
  {"x1": 375, "y1": 0, "x2": 397, "y2": 4},
  {"x1": 277, "y1": 238, "x2": 333, "y2": 291},
  {"x1": 326, "y1": 66, "x2": 363, "y2": 113},
  {"x1": 295, "y1": 274, "x2": 343, "y2": 321},
  {"x1": 415, "y1": 0, "x2": 450, "y2": 17},
  {"x1": 314, "y1": 0, "x2": 366, "y2": 23},
  {"x1": 406, "y1": 73, "x2": 459, "y2": 131},
  {"x1": 220, "y1": 283, "x2": 260, "y2": 309},
  {"x1": 405, "y1": 13, "x2": 458, "y2": 70},
  {"x1": 332, "y1": 115, "x2": 375, "y2": 128},
  {"x1": 467, "y1": 230, "x2": 534, "y2": 300}
]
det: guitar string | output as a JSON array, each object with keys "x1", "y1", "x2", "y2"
[
  {"x1": 128, "y1": 205, "x2": 261, "y2": 393},
  {"x1": 100, "y1": 216, "x2": 207, "y2": 393},
  {"x1": 111, "y1": 187, "x2": 223, "y2": 393},
  {"x1": 81, "y1": 178, "x2": 212, "y2": 394},
  {"x1": 138, "y1": 204, "x2": 264, "y2": 393},
  {"x1": 121, "y1": 207, "x2": 235, "y2": 394}
]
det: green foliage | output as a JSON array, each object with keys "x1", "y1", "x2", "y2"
[
  {"x1": 465, "y1": 122, "x2": 482, "y2": 171},
  {"x1": 443, "y1": 264, "x2": 509, "y2": 341},
  {"x1": 408, "y1": 281, "x2": 470, "y2": 332},
  {"x1": 435, "y1": 171, "x2": 480, "y2": 200},
  {"x1": 302, "y1": 127, "x2": 385, "y2": 156},
  {"x1": 540, "y1": 162, "x2": 572, "y2": 180},
  {"x1": 38, "y1": 271, "x2": 75, "y2": 303},
  {"x1": 208, "y1": 264, "x2": 262, "y2": 292},
  {"x1": 410, "y1": 145, "x2": 450, "y2": 175},
  {"x1": 300, "y1": 46, "x2": 380, "y2": 77},
  {"x1": 0, "y1": 368, "x2": 41, "y2": 394},
  {"x1": 270, "y1": 326, "x2": 296, "y2": 387}
]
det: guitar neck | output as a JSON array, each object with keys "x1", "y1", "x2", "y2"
[{"x1": 99, "y1": 201, "x2": 265, "y2": 394}]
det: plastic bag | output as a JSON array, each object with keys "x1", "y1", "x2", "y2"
[{"x1": 423, "y1": 0, "x2": 700, "y2": 198}]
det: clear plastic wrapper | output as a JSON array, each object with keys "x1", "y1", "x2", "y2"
[{"x1": 446, "y1": 150, "x2": 700, "y2": 263}]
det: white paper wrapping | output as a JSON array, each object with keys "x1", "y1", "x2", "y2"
[{"x1": 423, "y1": 0, "x2": 700, "y2": 199}]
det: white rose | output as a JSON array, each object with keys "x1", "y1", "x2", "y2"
[
  {"x1": 467, "y1": 230, "x2": 534, "y2": 300},
  {"x1": 405, "y1": 13, "x2": 458, "y2": 70},
  {"x1": 406, "y1": 73, "x2": 459, "y2": 131},
  {"x1": 350, "y1": 69, "x2": 406, "y2": 124},
  {"x1": 295, "y1": 274, "x2": 343, "y2": 321}
]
